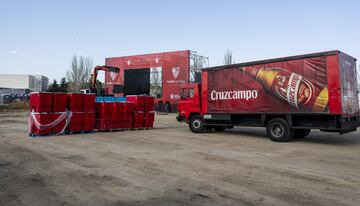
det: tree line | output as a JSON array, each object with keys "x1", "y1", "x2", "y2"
[{"x1": 48, "y1": 55, "x2": 103, "y2": 93}]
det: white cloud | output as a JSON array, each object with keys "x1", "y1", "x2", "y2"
[
  {"x1": 9, "y1": 50, "x2": 17, "y2": 55},
  {"x1": 104, "y1": 21, "x2": 111, "y2": 25}
]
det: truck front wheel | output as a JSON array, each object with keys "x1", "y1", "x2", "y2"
[
  {"x1": 189, "y1": 115, "x2": 205, "y2": 133},
  {"x1": 266, "y1": 118, "x2": 294, "y2": 142}
]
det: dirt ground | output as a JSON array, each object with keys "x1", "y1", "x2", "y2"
[{"x1": 0, "y1": 110, "x2": 359, "y2": 206}]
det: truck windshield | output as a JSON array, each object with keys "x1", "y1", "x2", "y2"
[{"x1": 180, "y1": 88, "x2": 194, "y2": 99}]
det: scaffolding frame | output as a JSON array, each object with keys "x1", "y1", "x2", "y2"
[{"x1": 189, "y1": 51, "x2": 209, "y2": 83}]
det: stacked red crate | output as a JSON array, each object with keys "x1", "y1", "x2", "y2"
[
  {"x1": 144, "y1": 111, "x2": 155, "y2": 129},
  {"x1": 83, "y1": 94, "x2": 95, "y2": 112},
  {"x1": 68, "y1": 112, "x2": 83, "y2": 132},
  {"x1": 126, "y1": 95, "x2": 146, "y2": 111},
  {"x1": 67, "y1": 93, "x2": 83, "y2": 112},
  {"x1": 113, "y1": 102, "x2": 131, "y2": 129},
  {"x1": 30, "y1": 92, "x2": 52, "y2": 112},
  {"x1": 132, "y1": 111, "x2": 145, "y2": 129},
  {"x1": 126, "y1": 96, "x2": 145, "y2": 129},
  {"x1": 125, "y1": 102, "x2": 134, "y2": 120},
  {"x1": 144, "y1": 96, "x2": 155, "y2": 129},
  {"x1": 29, "y1": 113, "x2": 54, "y2": 135},
  {"x1": 67, "y1": 94, "x2": 84, "y2": 133},
  {"x1": 123, "y1": 102, "x2": 134, "y2": 129},
  {"x1": 52, "y1": 93, "x2": 67, "y2": 112},
  {"x1": 29, "y1": 92, "x2": 68, "y2": 136},
  {"x1": 50, "y1": 113, "x2": 67, "y2": 134},
  {"x1": 83, "y1": 94, "x2": 96, "y2": 131},
  {"x1": 83, "y1": 112, "x2": 95, "y2": 131},
  {"x1": 95, "y1": 102, "x2": 114, "y2": 130},
  {"x1": 29, "y1": 92, "x2": 96, "y2": 136},
  {"x1": 145, "y1": 96, "x2": 154, "y2": 112}
]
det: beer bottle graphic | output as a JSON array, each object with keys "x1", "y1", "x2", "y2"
[{"x1": 239, "y1": 67, "x2": 328, "y2": 112}]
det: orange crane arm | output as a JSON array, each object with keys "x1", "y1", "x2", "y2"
[{"x1": 91, "y1": 65, "x2": 120, "y2": 89}]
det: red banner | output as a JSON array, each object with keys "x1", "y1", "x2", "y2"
[{"x1": 207, "y1": 56, "x2": 329, "y2": 113}]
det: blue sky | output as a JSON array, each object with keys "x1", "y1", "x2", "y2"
[{"x1": 0, "y1": 0, "x2": 359, "y2": 81}]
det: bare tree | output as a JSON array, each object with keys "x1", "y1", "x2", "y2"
[
  {"x1": 150, "y1": 67, "x2": 162, "y2": 98},
  {"x1": 223, "y1": 49, "x2": 235, "y2": 65},
  {"x1": 358, "y1": 64, "x2": 360, "y2": 96},
  {"x1": 66, "y1": 55, "x2": 93, "y2": 93}
]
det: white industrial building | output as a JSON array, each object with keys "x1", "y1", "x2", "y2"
[{"x1": 0, "y1": 74, "x2": 49, "y2": 94}]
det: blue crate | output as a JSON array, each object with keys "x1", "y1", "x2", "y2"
[
  {"x1": 95, "y1": 96, "x2": 104, "y2": 102},
  {"x1": 104, "y1": 96, "x2": 115, "y2": 102},
  {"x1": 115, "y1": 97, "x2": 126, "y2": 102}
]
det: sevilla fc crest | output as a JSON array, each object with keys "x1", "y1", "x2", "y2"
[
  {"x1": 172, "y1": 67, "x2": 180, "y2": 79},
  {"x1": 110, "y1": 72, "x2": 117, "y2": 81}
]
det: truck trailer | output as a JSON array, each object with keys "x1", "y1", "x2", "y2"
[
  {"x1": 105, "y1": 50, "x2": 208, "y2": 112},
  {"x1": 177, "y1": 50, "x2": 360, "y2": 142}
]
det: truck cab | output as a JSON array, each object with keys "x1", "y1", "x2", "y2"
[{"x1": 177, "y1": 84, "x2": 201, "y2": 122}]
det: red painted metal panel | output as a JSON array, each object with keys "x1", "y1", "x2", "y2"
[{"x1": 105, "y1": 50, "x2": 190, "y2": 105}]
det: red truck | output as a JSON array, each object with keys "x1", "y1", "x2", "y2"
[
  {"x1": 105, "y1": 50, "x2": 208, "y2": 112},
  {"x1": 177, "y1": 50, "x2": 360, "y2": 142}
]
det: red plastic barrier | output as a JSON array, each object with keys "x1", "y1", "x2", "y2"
[
  {"x1": 67, "y1": 93, "x2": 84, "y2": 112},
  {"x1": 52, "y1": 93, "x2": 67, "y2": 112},
  {"x1": 83, "y1": 94, "x2": 95, "y2": 112},
  {"x1": 30, "y1": 92, "x2": 53, "y2": 112}
]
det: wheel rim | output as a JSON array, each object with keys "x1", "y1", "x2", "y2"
[
  {"x1": 193, "y1": 119, "x2": 201, "y2": 129},
  {"x1": 271, "y1": 123, "x2": 284, "y2": 138}
]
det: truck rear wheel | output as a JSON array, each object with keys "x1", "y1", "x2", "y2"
[
  {"x1": 266, "y1": 118, "x2": 294, "y2": 142},
  {"x1": 294, "y1": 129, "x2": 311, "y2": 139},
  {"x1": 189, "y1": 115, "x2": 205, "y2": 133}
]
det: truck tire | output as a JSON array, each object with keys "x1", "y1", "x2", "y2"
[
  {"x1": 189, "y1": 115, "x2": 205, "y2": 133},
  {"x1": 294, "y1": 129, "x2": 311, "y2": 139},
  {"x1": 213, "y1": 126, "x2": 225, "y2": 132},
  {"x1": 266, "y1": 118, "x2": 294, "y2": 142}
]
